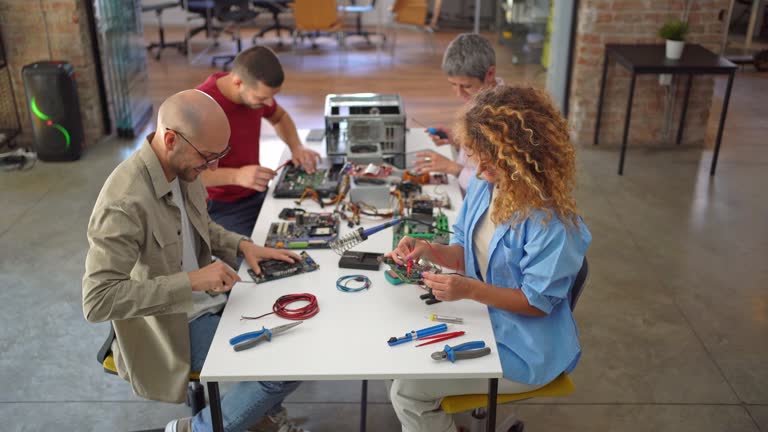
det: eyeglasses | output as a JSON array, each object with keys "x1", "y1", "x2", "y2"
[{"x1": 167, "y1": 128, "x2": 230, "y2": 169}]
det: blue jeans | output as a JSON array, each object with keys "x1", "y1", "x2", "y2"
[
  {"x1": 207, "y1": 191, "x2": 267, "y2": 237},
  {"x1": 189, "y1": 314, "x2": 300, "y2": 432}
]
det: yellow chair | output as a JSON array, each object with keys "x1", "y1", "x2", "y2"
[
  {"x1": 97, "y1": 325, "x2": 206, "y2": 415},
  {"x1": 440, "y1": 257, "x2": 589, "y2": 432},
  {"x1": 289, "y1": 0, "x2": 346, "y2": 50},
  {"x1": 389, "y1": 0, "x2": 439, "y2": 56}
]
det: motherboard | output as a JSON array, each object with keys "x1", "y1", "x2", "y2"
[
  {"x1": 265, "y1": 211, "x2": 340, "y2": 249},
  {"x1": 273, "y1": 163, "x2": 344, "y2": 199},
  {"x1": 392, "y1": 197, "x2": 450, "y2": 248},
  {"x1": 248, "y1": 251, "x2": 319, "y2": 284}
]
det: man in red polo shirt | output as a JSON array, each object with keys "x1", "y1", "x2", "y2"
[{"x1": 197, "y1": 46, "x2": 320, "y2": 237}]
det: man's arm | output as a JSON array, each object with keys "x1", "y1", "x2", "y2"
[
  {"x1": 82, "y1": 204, "x2": 192, "y2": 323},
  {"x1": 267, "y1": 105, "x2": 302, "y2": 153},
  {"x1": 267, "y1": 105, "x2": 320, "y2": 172},
  {"x1": 200, "y1": 168, "x2": 240, "y2": 188}
]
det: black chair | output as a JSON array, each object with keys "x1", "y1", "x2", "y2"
[
  {"x1": 97, "y1": 326, "x2": 207, "y2": 417},
  {"x1": 142, "y1": 1, "x2": 187, "y2": 60},
  {"x1": 340, "y1": 0, "x2": 385, "y2": 45},
  {"x1": 186, "y1": 0, "x2": 219, "y2": 41},
  {"x1": 211, "y1": 0, "x2": 261, "y2": 70},
  {"x1": 252, "y1": 1, "x2": 294, "y2": 46}
]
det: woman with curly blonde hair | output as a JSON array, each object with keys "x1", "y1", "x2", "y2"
[{"x1": 386, "y1": 85, "x2": 592, "y2": 432}]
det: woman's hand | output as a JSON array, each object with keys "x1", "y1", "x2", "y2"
[
  {"x1": 422, "y1": 272, "x2": 480, "y2": 302},
  {"x1": 385, "y1": 236, "x2": 430, "y2": 265}
]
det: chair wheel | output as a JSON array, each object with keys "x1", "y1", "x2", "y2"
[{"x1": 507, "y1": 420, "x2": 525, "y2": 432}]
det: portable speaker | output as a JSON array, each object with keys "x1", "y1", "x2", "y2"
[{"x1": 22, "y1": 62, "x2": 84, "y2": 161}]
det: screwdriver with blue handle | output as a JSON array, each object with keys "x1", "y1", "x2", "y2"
[
  {"x1": 230, "y1": 321, "x2": 303, "y2": 352},
  {"x1": 431, "y1": 341, "x2": 491, "y2": 362},
  {"x1": 388, "y1": 323, "x2": 447, "y2": 346},
  {"x1": 411, "y1": 117, "x2": 449, "y2": 139}
]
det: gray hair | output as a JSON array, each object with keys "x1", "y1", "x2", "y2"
[{"x1": 441, "y1": 34, "x2": 496, "y2": 81}]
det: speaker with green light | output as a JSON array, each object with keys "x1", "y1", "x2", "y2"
[{"x1": 22, "y1": 62, "x2": 84, "y2": 161}]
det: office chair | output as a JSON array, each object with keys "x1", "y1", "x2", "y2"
[
  {"x1": 339, "y1": 0, "x2": 385, "y2": 45},
  {"x1": 142, "y1": 1, "x2": 187, "y2": 60},
  {"x1": 210, "y1": 0, "x2": 260, "y2": 69},
  {"x1": 252, "y1": 1, "x2": 293, "y2": 46},
  {"x1": 97, "y1": 325, "x2": 206, "y2": 417},
  {"x1": 290, "y1": 0, "x2": 345, "y2": 50},
  {"x1": 389, "y1": 0, "x2": 438, "y2": 56},
  {"x1": 186, "y1": 0, "x2": 219, "y2": 41},
  {"x1": 441, "y1": 257, "x2": 590, "y2": 432}
]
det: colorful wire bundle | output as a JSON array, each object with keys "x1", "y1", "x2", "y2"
[
  {"x1": 336, "y1": 275, "x2": 372, "y2": 293},
  {"x1": 241, "y1": 293, "x2": 320, "y2": 321}
]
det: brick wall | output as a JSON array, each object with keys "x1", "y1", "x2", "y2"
[
  {"x1": 569, "y1": 0, "x2": 729, "y2": 148},
  {"x1": 0, "y1": 0, "x2": 105, "y2": 148}
]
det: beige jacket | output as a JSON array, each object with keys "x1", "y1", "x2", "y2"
[{"x1": 82, "y1": 136, "x2": 243, "y2": 403}]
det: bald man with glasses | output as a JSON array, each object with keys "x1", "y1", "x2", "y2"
[{"x1": 83, "y1": 90, "x2": 307, "y2": 432}]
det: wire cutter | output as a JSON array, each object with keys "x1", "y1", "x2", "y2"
[
  {"x1": 431, "y1": 341, "x2": 491, "y2": 363},
  {"x1": 229, "y1": 321, "x2": 303, "y2": 352}
]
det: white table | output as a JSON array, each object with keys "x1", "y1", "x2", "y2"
[{"x1": 201, "y1": 130, "x2": 503, "y2": 432}]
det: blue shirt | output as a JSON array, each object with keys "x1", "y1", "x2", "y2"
[{"x1": 450, "y1": 176, "x2": 592, "y2": 385}]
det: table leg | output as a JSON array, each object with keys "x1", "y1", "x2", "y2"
[
  {"x1": 677, "y1": 74, "x2": 693, "y2": 145},
  {"x1": 711, "y1": 71, "x2": 735, "y2": 176},
  {"x1": 208, "y1": 382, "x2": 224, "y2": 432},
  {"x1": 360, "y1": 380, "x2": 368, "y2": 432},
  {"x1": 594, "y1": 54, "x2": 609, "y2": 146},
  {"x1": 618, "y1": 73, "x2": 637, "y2": 175},
  {"x1": 486, "y1": 378, "x2": 499, "y2": 432}
]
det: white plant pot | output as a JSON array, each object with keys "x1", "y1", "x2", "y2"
[{"x1": 666, "y1": 40, "x2": 685, "y2": 60}]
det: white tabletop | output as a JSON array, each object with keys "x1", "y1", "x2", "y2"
[{"x1": 201, "y1": 130, "x2": 503, "y2": 382}]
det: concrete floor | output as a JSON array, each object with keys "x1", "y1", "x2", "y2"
[{"x1": 1, "y1": 63, "x2": 767, "y2": 431}]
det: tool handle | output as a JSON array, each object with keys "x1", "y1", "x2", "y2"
[
  {"x1": 453, "y1": 347, "x2": 492, "y2": 361},
  {"x1": 452, "y1": 341, "x2": 486, "y2": 352},
  {"x1": 229, "y1": 327, "x2": 271, "y2": 346},
  {"x1": 427, "y1": 127, "x2": 448, "y2": 139},
  {"x1": 232, "y1": 333, "x2": 271, "y2": 352},
  {"x1": 415, "y1": 323, "x2": 447, "y2": 339}
]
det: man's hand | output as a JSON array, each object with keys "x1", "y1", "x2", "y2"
[
  {"x1": 422, "y1": 273, "x2": 479, "y2": 302},
  {"x1": 188, "y1": 261, "x2": 241, "y2": 293},
  {"x1": 427, "y1": 127, "x2": 452, "y2": 146},
  {"x1": 291, "y1": 147, "x2": 321, "y2": 174},
  {"x1": 235, "y1": 165, "x2": 277, "y2": 191},
  {"x1": 412, "y1": 151, "x2": 462, "y2": 177},
  {"x1": 240, "y1": 240, "x2": 301, "y2": 275}
]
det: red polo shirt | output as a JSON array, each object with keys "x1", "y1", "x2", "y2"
[{"x1": 196, "y1": 72, "x2": 279, "y2": 203}]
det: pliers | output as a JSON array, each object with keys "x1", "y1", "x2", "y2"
[
  {"x1": 229, "y1": 321, "x2": 303, "y2": 352},
  {"x1": 431, "y1": 341, "x2": 491, "y2": 363}
]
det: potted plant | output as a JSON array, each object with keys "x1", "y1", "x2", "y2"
[{"x1": 659, "y1": 19, "x2": 689, "y2": 60}]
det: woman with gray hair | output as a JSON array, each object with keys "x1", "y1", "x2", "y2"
[{"x1": 412, "y1": 33, "x2": 502, "y2": 194}]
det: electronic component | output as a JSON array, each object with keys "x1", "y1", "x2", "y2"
[
  {"x1": 379, "y1": 256, "x2": 441, "y2": 285},
  {"x1": 273, "y1": 163, "x2": 344, "y2": 199},
  {"x1": 338, "y1": 251, "x2": 383, "y2": 271},
  {"x1": 306, "y1": 129, "x2": 325, "y2": 141},
  {"x1": 392, "y1": 213, "x2": 450, "y2": 249},
  {"x1": 265, "y1": 212, "x2": 340, "y2": 249},
  {"x1": 344, "y1": 163, "x2": 394, "y2": 178},
  {"x1": 278, "y1": 208, "x2": 307, "y2": 220},
  {"x1": 247, "y1": 251, "x2": 319, "y2": 284}
]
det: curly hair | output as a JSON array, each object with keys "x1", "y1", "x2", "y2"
[{"x1": 454, "y1": 85, "x2": 580, "y2": 227}]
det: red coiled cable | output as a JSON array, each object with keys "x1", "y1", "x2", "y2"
[{"x1": 241, "y1": 293, "x2": 319, "y2": 321}]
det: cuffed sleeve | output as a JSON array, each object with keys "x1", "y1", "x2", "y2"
[
  {"x1": 519, "y1": 220, "x2": 586, "y2": 315},
  {"x1": 208, "y1": 219, "x2": 243, "y2": 269},
  {"x1": 82, "y1": 203, "x2": 192, "y2": 323}
]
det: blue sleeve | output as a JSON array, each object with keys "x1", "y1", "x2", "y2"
[
  {"x1": 450, "y1": 176, "x2": 479, "y2": 248},
  {"x1": 519, "y1": 219, "x2": 589, "y2": 314}
]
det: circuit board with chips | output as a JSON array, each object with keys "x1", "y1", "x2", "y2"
[
  {"x1": 265, "y1": 211, "x2": 340, "y2": 249},
  {"x1": 273, "y1": 163, "x2": 344, "y2": 199},
  {"x1": 248, "y1": 251, "x2": 319, "y2": 284},
  {"x1": 379, "y1": 256, "x2": 441, "y2": 284}
]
